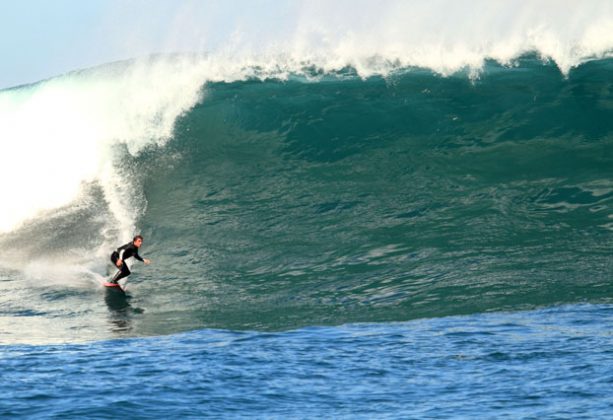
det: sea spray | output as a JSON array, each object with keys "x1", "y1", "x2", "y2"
[{"x1": 0, "y1": 56, "x2": 207, "y2": 237}]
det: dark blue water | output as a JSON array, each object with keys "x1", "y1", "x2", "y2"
[{"x1": 2, "y1": 304, "x2": 612, "y2": 418}]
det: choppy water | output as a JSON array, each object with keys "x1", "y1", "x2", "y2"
[{"x1": 2, "y1": 304, "x2": 612, "y2": 418}]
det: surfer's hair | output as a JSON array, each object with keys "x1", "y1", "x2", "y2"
[{"x1": 133, "y1": 235, "x2": 144, "y2": 242}]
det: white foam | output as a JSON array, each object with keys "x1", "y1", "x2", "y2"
[
  {"x1": 97, "y1": 0, "x2": 613, "y2": 77},
  {"x1": 20, "y1": 259, "x2": 105, "y2": 289},
  {"x1": 0, "y1": 57, "x2": 207, "y2": 237}
]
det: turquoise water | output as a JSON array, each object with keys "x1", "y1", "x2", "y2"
[
  {"x1": 132, "y1": 59, "x2": 611, "y2": 333},
  {"x1": 0, "y1": 57, "x2": 611, "y2": 417}
]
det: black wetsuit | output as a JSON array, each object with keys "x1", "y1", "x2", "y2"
[{"x1": 110, "y1": 242, "x2": 144, "y2": 283}]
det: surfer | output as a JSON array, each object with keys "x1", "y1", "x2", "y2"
[{"x1": 109, "y1": 235, "x2": 151, "y2": 284}]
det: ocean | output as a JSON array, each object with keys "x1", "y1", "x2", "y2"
[{"x1": 0, "y1": 43, "x2": 611, "y2": 418}]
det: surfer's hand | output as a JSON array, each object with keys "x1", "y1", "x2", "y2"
[
  {"x1": 144, "y1": 258, "x2": 151, "y2": 265},
  {"x1": 116, "y1": 259, "x2": 123, "y2": 267}
]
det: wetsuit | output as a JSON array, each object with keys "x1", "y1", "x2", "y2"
[{"x1": 110, "y1": 242, "x2": 144, "y2": 283}]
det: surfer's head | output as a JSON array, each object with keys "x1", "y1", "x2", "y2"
[{"x1": 133, "y1": 235, "x2": 144, "y2": 248}]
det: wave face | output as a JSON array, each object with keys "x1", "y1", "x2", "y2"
[{"x1": 0, "y1": 56, "x2": 612, "y2": 343}]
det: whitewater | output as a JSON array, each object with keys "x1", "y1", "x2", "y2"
[{"x1": 1, "y1": 1, "x2": 612, "y2": 418}]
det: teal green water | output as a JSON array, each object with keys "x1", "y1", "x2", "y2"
[{"x1": 130, "y1": 58, "x2": 612, "y2": 333}]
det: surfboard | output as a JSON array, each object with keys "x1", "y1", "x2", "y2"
[{"x1": 103, "y1": 282, "x2": 125, "y2": 293}]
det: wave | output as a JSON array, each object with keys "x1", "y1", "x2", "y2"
[
  {"x1": 0, "y1": 53, "x2": 611, "y2": 342},
  {"x1": 1, "y1": 50, "x2": 612, "y2": 232}
]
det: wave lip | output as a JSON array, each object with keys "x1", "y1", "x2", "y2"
[
  {"x1": 108, "y1": 0, "x2": 613, "y2": 78},
  {"x1": 274, "y1": 0, "x2": 613, "y2": 77}
]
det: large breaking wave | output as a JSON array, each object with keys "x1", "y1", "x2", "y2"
[{"x1": 1, "y1": 1, "x2": 612, "y2": 342}]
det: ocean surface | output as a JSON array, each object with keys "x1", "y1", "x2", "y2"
[
  {"x1": 2, "y1": 305, "x2": 612, "y2": 418},
  {"x1": 0, "y1": 53, "x2": 611, "y2": 417}
]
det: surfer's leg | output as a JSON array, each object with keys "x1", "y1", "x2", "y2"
[{"x1": 111, "y1": 264, "x2": 131, "y2": 283}]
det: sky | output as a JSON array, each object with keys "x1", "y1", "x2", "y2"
[
  {"x1": 2, "y1": 0, "x2": 115, "y2": 88},
  {"x1": 0, "y1": 0, "x2": 296, "y2": 89}
]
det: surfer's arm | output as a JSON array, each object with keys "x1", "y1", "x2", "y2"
[{"x1": 134, "y1": 252, "x2": 151, "y2": 265}]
